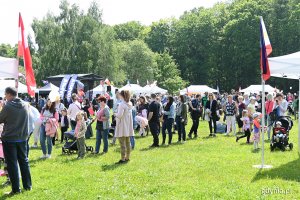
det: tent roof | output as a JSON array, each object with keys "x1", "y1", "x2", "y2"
[
  {"x1": 270, "y1": 51, "x2": 300, "y2": 79},
  {"x1": 0, "y1": 80, "x2": 28, "y2": 97},
  {"x1": 0, "y1": 56, "x2": 18, "y2": 79},
  {"x1": 240, "y1": 85, "x2": 277, "y2": 93},
  {"x1": 143, "y1": 85, "x2": 167, "y2": 94},
  {"x1": 119, "y1": 84, "x2": 145, "y2": 94},
  {"x1": 47, "y1": 73, "x2": 102, "y2": 80},
  {"x1": 180, "y1": 85, "x2": 218, "y2": 94},
  {"x1": 38, "y1": 83, "x2": 59, "y2": 92}
]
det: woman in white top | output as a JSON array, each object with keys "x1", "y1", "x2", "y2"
[
  {"x1": 67, "y1": 94, "x2": 81, "y2": 130},
  {"x1": 114, "y1": 90, "x2": 134, "y2": 164}
]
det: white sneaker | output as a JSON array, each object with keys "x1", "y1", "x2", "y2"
[
  {"x1": 40, "y1": 154, "x2": 47, "y2": 159},
  {"x1": 31, "y1": 144, "x2": 38, "y2": 148},
  {"x1": 46, "y1": 154, "x2": 51, "y2": 159}
]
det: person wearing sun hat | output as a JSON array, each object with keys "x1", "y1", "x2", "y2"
[{"x1": 252, "y1": 112, "x2": 261, "y2": 150}]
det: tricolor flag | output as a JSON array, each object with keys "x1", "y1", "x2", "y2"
[
  {"x1": 17, "y1": 13, "x2": 36, "y2": 97},
  {"x1": 260, "y1": 16, "x2": 272, "y2": 81}
]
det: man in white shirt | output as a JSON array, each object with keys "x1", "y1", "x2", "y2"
[
  {"x1": 67, "y1": 94, "x2": 81, "y2": 130},
  {"x1": 275, "y1": 93, "x2": 288, "y2": 117}
]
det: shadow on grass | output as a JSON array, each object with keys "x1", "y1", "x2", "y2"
[
  {"x1": 140, "y1": 146, "x2": 159, "y2": 151},
  {"x1": 101, "y1": 162, "x2": 127, "y2": 171},
  {"x1": 252, "y1": 153, "x2": 300, "y2": 183}
]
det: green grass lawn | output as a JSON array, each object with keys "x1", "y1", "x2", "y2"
[{"x1": 0, "y1": 119, "x2": 299, "y2": 200}]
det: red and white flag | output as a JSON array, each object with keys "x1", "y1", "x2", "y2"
[{"x1": 17, "y1": 13, "x2": 36, "y2": 97}]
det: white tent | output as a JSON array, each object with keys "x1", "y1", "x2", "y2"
[
  {"x1": 91, "y1": 85, "x2": 118, "y2": 98},
  {"x1": 143, "y1": 85, "x2": 167, "y2": 94},
  {"x1": 0, "y1": 57, "x2": 19, "y2": 79},
  {"x1": 240, "y1": 85, "x2": 278, "y2": 93},
  {"x1": 119, "y1": 84, "x2": 145, "y2": 94},
  {"x1": 269, "y1": 51, "x2": 300, "y2": 153},
  {"x1": 38, "y1": 83, "x2": 59, "y2": 93},
  {"x1": 180, "y1": 85, "x2": 218, "y2": 95},
  {"x1": 0, "y1": 80, "x2": 28, "y2": 97}
]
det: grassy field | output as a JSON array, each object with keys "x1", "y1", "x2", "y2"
[{"x1": 0, "y1": 118, "x2": 299, "y2": 200}]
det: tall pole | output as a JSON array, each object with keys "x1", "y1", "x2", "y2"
[
  {"x1": 298, "y1": 78, "x2": 300, "y2": 153},
  {"x1": 253, "y1": 77, "x2": 272, "y2": 169},
  {"x1": 261, "y1": 77, "x2": 266, "y2": 167}
]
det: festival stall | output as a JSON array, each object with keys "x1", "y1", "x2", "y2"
[
  {"x1": 119, "y1": 84, "x2": 145, "y2": 95},
  {"x1": 180, "y1": 85, "x2": 218, "y2": 95},
  {"x1": 91, "y1": 85, "x2": 118, "y2": 98},
  {"x1": 0, "y1": 80, "x2": 28, "y2": 97},
  {"x1": 143, "y1": 85, "x2": 167, "y2": 94},
  {"x1": 269, "y1": 51, "x2": 300, "y2": 153},
  {"x1": 38, "y1": 83, "x2": 59, "y2": 94},
  {"x1": 240, "y1": 85, "x2": 278, "y2": 93}
]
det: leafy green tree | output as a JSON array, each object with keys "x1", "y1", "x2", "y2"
[
  {"x1": 117, "y1": 40, "x2": 157, "y2": 86},
  {"x1": 154, "y1": 51, "x2": 187, "y2": 94},
  {"x1": 113, "y1": 21, "x2": 145, "y2": 41},
  {"x1": 145, "y1": 19, "x2": 174, "y2": 53}
]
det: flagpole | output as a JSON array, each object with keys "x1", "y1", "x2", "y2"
[
  {"x1": 261, "y1": 78, "x2": 266, "y2": 166},
  {"x1": 253, "y1": 76, "x2": 272, "y2": 169},
  {"x1": 253, "y1": 16, "x2": 272, "y2": 169}
]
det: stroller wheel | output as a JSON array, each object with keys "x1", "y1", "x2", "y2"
[
  {"x1": 62, "y1": 147, "x2": 65, "y2": 154},
  {"x1": 281, "y1": 145, "x2": 286, "y2": 152},
  {"x1": 289, "y1": 143, "x2": 293, "y2": 150}
]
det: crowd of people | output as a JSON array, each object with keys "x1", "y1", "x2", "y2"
[{"x1": 0, "y1": 86, "x2": 297, "y2": 195}]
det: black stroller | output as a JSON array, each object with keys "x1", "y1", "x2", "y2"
[
  {"x1": 270, "y1": 116, "x2": 293, "y2": 151},
  {"x1": 62, "y1": 130, "x2": 94, "y2": 154}
]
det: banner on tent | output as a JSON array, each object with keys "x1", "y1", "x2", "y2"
[
  {"x1": 66, "y1": 75, "x2": 77, "y2": 102},
  {"x1": 59, "y1": 75, "x2": 71, "y2": 99}
]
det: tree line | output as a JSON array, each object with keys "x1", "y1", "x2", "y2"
[{"x1": 1, "y1": 0, "x2": 300, "y2": 93}]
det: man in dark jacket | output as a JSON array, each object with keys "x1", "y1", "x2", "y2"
[{"x1": 0, "y1": 87, "x2": 32, "y2": 195}]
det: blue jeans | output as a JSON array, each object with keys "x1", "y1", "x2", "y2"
[
  {"x1": 162, "y1": 118, "x2": 174, "y2": 144},
  {"x1": 95, "y1": 129, "x2": 109, "y2": 153},
  {"x1": 40, "y1": 124, "x2": 52, "y2": 155},
  {"x1": 130, "y1": 136, "x2": 135, "y2": 149},
  {"x1": 2, "y1": 141, "x2": 32, "y2": 193}
]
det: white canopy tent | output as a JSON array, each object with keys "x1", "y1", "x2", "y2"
[
  {"x1": 240, "y1": 85, "x2": 278, "y2": 93},
  {"x1": 0, "y1": 80, "x2": 28, "y2": 97},
  {"x1": 38, "y1": 83, "x2": 59, "y2": 93},
  {"x1": 91, "y1": 85, "x2": 118, "y2": 98},
  {"x1": 180, "y1": 85, "x2": 218, "y2": 95},
  {"x1": 119, "y1": 84, "x2": 145, "y2": 94},
  {"x1": 0, "y1": 57, "x2": 19, "y2": 79},
  {"x1": 143, "y1": 85, "x2": 167, "y2": 94},
  {"x1": 269, "y1": 51, "x2": 300, "y2": 153}
]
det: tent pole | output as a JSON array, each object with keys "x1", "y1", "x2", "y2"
[{"x1": 298, "y1": 78, "x2": 300, "y2": 153}]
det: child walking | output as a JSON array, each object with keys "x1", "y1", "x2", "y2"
[
  {"x1": 252, "y1": 113, "x2": 261, "y2": 150},
  {"x1": 75, "y1": 112, "x2": 87, "y2": 159},
  {"x1": 60, "y1": 109, "x2": 69, "y2": 143},
  {"x1": 236, "y1": 110, "x2": 251, "y2": 143}
]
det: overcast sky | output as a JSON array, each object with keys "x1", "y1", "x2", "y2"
[{"x1": 0, "y1": 0, "x2": 223, "y2": 45}]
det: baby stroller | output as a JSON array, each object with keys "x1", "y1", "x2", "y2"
[
  {"x1": 270, "y1": 116, "x2": 293, "y2": 151},
  {"x1": 62, "y1": 130, "x2": 94, "y2": 154}
]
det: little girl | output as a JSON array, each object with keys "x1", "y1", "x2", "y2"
[
  {"x1": 60, "y1": 109, "x2": 69, "y2": 143},
  {"x1": 75, "y1": 112, "x2": 87, "y2": 159},
  {"x1": 252, "y1": 113, "x2": 261, "y2": 150},
  {"x1": 236, "y1": 110, "x2": 251, "y2": 143}
]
